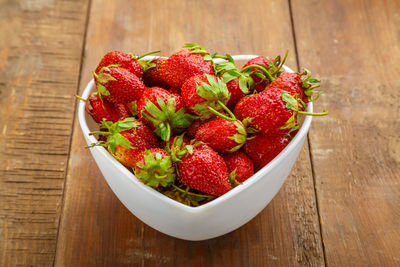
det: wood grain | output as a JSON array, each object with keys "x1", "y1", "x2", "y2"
[
  {"x1": 291, "y1": 0, "x2": 400, "y2": 265},
  {"x1": 0, "y1": 0, "x2": 89, "y2": 265},
  {"x1": 54, "y1": 0, "x2": 324, "y2": 266}
]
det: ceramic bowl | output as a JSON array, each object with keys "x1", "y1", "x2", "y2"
[{"x1": 78, "y1": 55, "x2": 313, "y2": 241}]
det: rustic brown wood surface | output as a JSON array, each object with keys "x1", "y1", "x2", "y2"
[
  {"x1": 292, "y1": 0, "x2": 400, "y2": 266},
  {"x1": 0, "y1": 0, "x2": 89, "y2": 266},
  {"x1": 0, "y1": 0, "x2": 399, "y2": 266}
]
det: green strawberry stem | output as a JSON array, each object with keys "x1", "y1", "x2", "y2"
[
  {"x1": 241, "y1": 64, "x2": 275, "y2": 82},
  {"x1": 207, "y1": 100, "x2": 236, "y2": 121},
  {"x1": 272, "y1": 50, "x2": 289, "y2": 75},
  {"x1": 298, "y1": 110, "x2": 329, "y2": 116},
  {"x1": 74, "y1": 94, "x2": 87, "y2": 101},
  {"x1": 136, "y1": 50, "x2": 161, "y2": 60},
  {"x1": 172, "y1": 184, "x2": 214, "y2": 199}
]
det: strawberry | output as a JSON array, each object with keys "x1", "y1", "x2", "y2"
[
  {"x1": 95, "y1": 51, "x2": 144, "y2": 78},
  {"x1": 94, "y1": 65, "x2": 146, "y2": 104},
  {"x1": 142, "y1": 58, "x2": 170, "y2": 88},
  {"x1": 159, "y1": 43, "x2": 215, "y2": 88},
  {"x1": 234, "y1": 87, "x2": 307, "y2": 136},
  {"x1": 267, "y1": 69, "x2": 321, "y2": 104},
  {"x1": 90, "y1": 118, "x2": 155, "y2": 167},
  {"x1": 225, "y1": 78, "x2": 246, "y2": 108},
  {"x1": 223, "y1": 151, "x2": 254, "y2": 183},
  {"x1": 178, "y1": 145, "x2": 230, "y2": 196},
  {"x1": 181, "y1": 74, "x2": 230, "y2": 119},
  {"x1": 244, "y1": 133, "x2": 290, "y2": 168},
  {"x1": 186, "y1": 119, "x2": 205, "y2": 138},
  {"x1": 128, "y1": 118, "x2": 159, "y2": 148},
  {"x1": 213, "y1": 54, "x2": 252, "y2": 108},
  {"x1": 137, "y1": 87, "x2": 196, "y2": 141},
  {"x1": 242, "y1": 56, "x2": 274, "y2": 92},
  {"x1": 85, "y1": 93, "x2": 129, "y2": 123},
  {"x1": 133, "y1": 148, "x2": 176, "y2": 188},
  {"x1": 195, "y1": 116, "x2": 247, "y2": 153}
]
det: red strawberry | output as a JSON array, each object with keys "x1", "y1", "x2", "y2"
[
  {"x1": 85, "y1": 93, "x2": 129, "y2": 123},
  {"x1": 95, "y1": 51, "x2": 143, "y2": 78},
  {"x1": 178, "y1": 145, "x2": 230, "y2": 196},
  {"x1": 223, "y1": 151, "x2": 254, "y2": 183},
  {"x1": 159, "y1": 43, "x2": 214, "y2": 88},
  {"x1": 234, "y1": 87, "x2": 302, "y2": 136},
  {"x1": 244, "y1": 133, "x2": 290, "y2": 168},
  {"x1": 142, "y1": 58, "x2": 170, "y2": 88},
  {"x1": 225, "y1": 78, "x2": 246, "y2": 108},
  {"x1": 133, "y1": 148, "x2": 176, "y2": 188},
  {"x1": 137, "y1": 87, "x2": 196, "y2": 141},
  {"x1": 195, "y1": 116, "x2": 247, "y2": 153},
  {"x1": 186, "y1": 118, "x2": 209, "y2": 138},
  {"x1": 268, "y1": 70, "x2": 320, "y2": 104},
  {"x1": 90, "y1": 118, "x2": 154, "y2": 167},
  {"x1": 128, "y1": 118, "x2": 159, "y2": 148},
  {"x1": 94, "y1": 65, "x2": 146, "y2": 104},
  {"x1": 242, "y1": 56, "x2": 274, "y2": 92},
  {"x1": 181, "y1": 74, "x2": 230, "y2": 119}
]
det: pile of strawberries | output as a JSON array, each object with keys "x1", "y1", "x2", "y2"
[{"x1": 81, "y1": 43, "x2": 327, "y2": 206}]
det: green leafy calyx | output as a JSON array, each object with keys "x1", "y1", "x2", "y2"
[{"x1": 134, "y1": 150, "x2": 176, "y2": 188}]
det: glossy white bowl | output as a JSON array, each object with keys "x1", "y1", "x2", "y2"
[{"x1": 78, "y1": 55, "x2": 313, "y2": 241}]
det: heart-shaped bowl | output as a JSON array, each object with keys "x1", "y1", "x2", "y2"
[{"x1": 78, "y1": 55, "x2": 313, "y2": 241}]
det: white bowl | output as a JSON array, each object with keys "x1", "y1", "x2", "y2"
[{"x1": 78, "y1": 55, "x2": 313, "y2": 241}]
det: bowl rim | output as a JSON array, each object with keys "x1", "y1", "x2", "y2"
[{"x1": 78, "y1": 55, "x2": 313, "y2": 213}]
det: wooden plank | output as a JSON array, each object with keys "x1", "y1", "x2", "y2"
[
  {"x1": 55, "y1": 0, "x2": 325, "y2": 265},
  {"x1": 0, "y1": 0, "x2": 89, "y2": 266},
  {"x1": 291, "y1": 0, "x2": 400, "y2": 265}
]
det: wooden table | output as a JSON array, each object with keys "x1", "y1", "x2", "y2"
[{"x1": 1, "y1": 0, "x2": 399, "y2": 266}]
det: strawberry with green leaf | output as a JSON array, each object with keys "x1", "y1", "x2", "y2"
[
  {"x1": 84, "y1": 92, "x2": 129, "y2": 123},
  {"x1": 89, "y1": 118, "x2": 156, "y2": 167},
  {"x1": 142, "y1": 57, "x2": 170, "y2": 88},
  {"x1": 95, "y1": 50, "x2": 160, "y2": 78},
  {"x1": 181, "y1": 74, "x2": 230, "y2": 119},
  {"x1": 195, "y1": 116, "x2": 247, "y2": 153},
  {"x1": 214, "y1": 54, "x2": 253, "y2": 108},
  {"x1": 223, "y1": 151, "x2": 254, "y2": 184},
  {"x1": 234, "y1": 76, "x2": 328, "y2": 136},
  {"x1": 137, "y1": 87, "x2": 196, "y2": 141},
  {"x1": 159, "y1": 43, "x2": 215, "y2": 88},
  {"x1": 133, "y1": 148, "x2": 176, "y2": 188},
  {"x1": 93, "y1": 65, "x2": 146, "y2": 104}
]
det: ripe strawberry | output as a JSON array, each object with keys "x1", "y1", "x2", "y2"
[
  {"x1": 94, "y1": 65, "x2": 146, "y2": 104},
  {"x1": 133, "y1": 148, "x2": 176, "y2": 188},
  {"x1": 142, "y1": 58, "x2": 170, "y2": 88},
  {"x1": 225, "y1": 78, "x2": 246, "y2": 108},
  {"x1": 159, "y1": 43, "x2": 214, "y2": 88},
  {"x1": 95, "y1": 51, "x2": 144, "y2": 78},
  {"x1": 181, "y1": 74, "x2": 230, "y2": 119},
  {"x1": 90, "y1": 118, "x2": 154, "y2": 167},
  {"x1": 178, "y1": 145, "x2": 230, "y2": 196},
  {"x1": 242, "y1": 56, "x2": 274, "y2": 92},
  {"x1": 137, "y1": 87, "x2": 196, "y2": 141},
  {"x1": 268, "y1": 70, "x2": 320, "y2": 104},
  {"x1": 223, "y1": 151, "x2": 254, "y2": 183},
  {"x1": 186, "y1": 118, "x2": 209, "y2": 138},
  {"x1": 85, "y1": 93, "x2": 129, "y2": 123},
  {"x1": 128, "y1": 118, "x2": 159, "y2": 148},
  {"x1": 195, "y1": 116, "x2": 247, "y2": 153},
  {"x1": 234, "y1": 87, "x2": 304, "y2": 136},
  {"x1": 244, "y1": 133, "x2": 290, "y2": 168}
]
